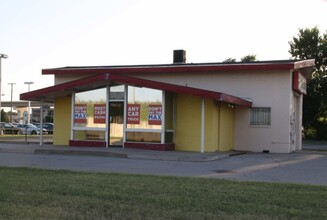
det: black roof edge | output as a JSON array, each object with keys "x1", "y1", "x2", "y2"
[{"x1": 43, "y1": 59, "x2": 302, "y2": 71}]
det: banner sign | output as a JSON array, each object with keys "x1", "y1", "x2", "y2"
[
  {"x1": 148, "y1": 105, "x2": 162, "y2": 125},
  {"x1": 127, "y1": 104, "x2": 140, "y2": 124},
  {"x1": 94, "y1": 104, "x2": 106, "y2": 124},
  {"x1": 74, "y1": 104, "x2": 87, "y2": 123}
]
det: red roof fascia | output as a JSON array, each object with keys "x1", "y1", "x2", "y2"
[
  {"x1": 20, "y1": 74, "x2": 109, "y2": 101},
  {"x1": 20, "y1": 73, "x2": 252, "y2": 107},
  {"x1": 42, "y1": 63, "x2": 295, "y2": 75}
]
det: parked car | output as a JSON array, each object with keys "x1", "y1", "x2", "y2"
[
  {"x1": 11, "y1": 122, "x2": 20, "y2": 127},
  {"x1": 35, "y1": 123, "x2": 54, "y2": 134},
  {"x1": 18, "y1": 124, "x2": 48, "y2": 135},
  {"x1": 0, "y1": 122, "x2": 23, "y2": 135}
]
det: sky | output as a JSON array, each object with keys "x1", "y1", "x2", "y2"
[{"x1": 0, "y1": 0, "x2": 327, "y2": 101}]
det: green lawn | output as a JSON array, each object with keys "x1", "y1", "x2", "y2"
[{"x1": 0, "y1": 167, "x2": 326, "y2": 220}]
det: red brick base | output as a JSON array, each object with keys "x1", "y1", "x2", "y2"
[
  {"x1": 69, "y1": 140, "x2": 106, "y2": 147},
  {"x1": 124, "y1": 142, "x2": 175, "y2": 151},
  {"x1": 68, "y1": 140, "x2": 175, "y2": 151}
]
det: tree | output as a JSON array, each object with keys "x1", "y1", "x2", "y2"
[
  {"x1": 45, "y1": 111, "x2": 53, "y2": 123},
  {"x1": 223, "y1": 55, "x2": 257, "y2": 63},
  {"x1": 0, "y1": 109, "x2": 8, "y2": 122},
  {"x1": 222, "y1": 58, "x2": 236, "y2": 63},
  {"x1": 289, "y1": 27, "x2": 327, "y2": 139},
  {"x1": 240, "y1": 54, "x2": 257, "y2": 62}
]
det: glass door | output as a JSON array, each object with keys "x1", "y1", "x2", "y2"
[{"x1": 109, "y1": 102, "x2": 124, "y2": 147}]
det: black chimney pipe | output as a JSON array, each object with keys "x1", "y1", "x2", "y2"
[{"x1": 173, "y1": 50, "x2": 186, "y2": 64}]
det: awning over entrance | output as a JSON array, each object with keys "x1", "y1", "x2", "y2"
[{"x1": 20, "y1": 73, "x2": 252, "y2": 107}]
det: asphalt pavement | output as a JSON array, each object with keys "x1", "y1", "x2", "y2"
[{"x1": 0, "y1": 142, "x2": 326, "y2": 185}]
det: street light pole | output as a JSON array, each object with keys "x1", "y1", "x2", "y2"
[
  {"x1": 0, "y1": 53, "x2": 8, "y2": 123},
  {"x1": 8, "y1": 83, "x2": 16, "y2": 122},
  {"x1": 24, "y1": 82, "x2": 34, "y2": 124}
]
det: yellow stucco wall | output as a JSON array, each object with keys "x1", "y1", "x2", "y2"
[
  {"x1": 52, "y1": 92, "x2": 235, "y2": 150},
  {"x1": 218, "y1": 103, "x2": 234, "y2": 151},
  {"x1": 174, "y1": 94, "x2": 202, "y2": 151},
  {"x1": 53, "y1": 96, "x2": 71, "y2": 145},
  {"x1": 174, "y1": 94, "x2": 234, "y2": 152},
  {"x1": 204, "y1": 98, "x2": 219, "y2": 152}
]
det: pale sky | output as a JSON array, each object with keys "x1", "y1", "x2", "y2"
[{"x1": 0, "y1": 0, "x2": 326, "y2": 101}]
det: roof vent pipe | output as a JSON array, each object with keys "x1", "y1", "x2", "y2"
[{"x1": 173, "y1": 50, "x2": 186, "y2": 64}]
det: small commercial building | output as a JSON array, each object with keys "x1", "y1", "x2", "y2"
[{"x1": 20, "y1": 50, "x2": 314, "y2": 153}]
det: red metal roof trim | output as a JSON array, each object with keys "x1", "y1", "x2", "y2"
[
  {"x1": 20, "y1": 73, "x2": 252, "y2": 107},
  {"x1": 20, "y1": 74, "x2": 109, "y2": 101}
]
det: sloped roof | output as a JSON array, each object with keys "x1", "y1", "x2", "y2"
[
  {"x1": 42, "y1": 59, "x2": 315, "y2": 77},
  {"x1": 20, "y1": 73, "x2": 252, "y2": 107}
]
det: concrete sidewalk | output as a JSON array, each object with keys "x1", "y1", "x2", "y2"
[
  {"x1": 1, "y1": 141, "x2": 326, "y2": 162},
  {"x1": 0, "y1": 142, "x2": 238, "y2": 162}
]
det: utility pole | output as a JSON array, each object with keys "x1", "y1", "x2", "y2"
[
  {"x1": 0, "y1": 53, "x2": 8, "y2": 122},
  {"x1": 24, "y1": 82, "x2": 34, "y2": 124},
  {"x1": 8, "y1": 83, "x2": 16, "y2": 122}
]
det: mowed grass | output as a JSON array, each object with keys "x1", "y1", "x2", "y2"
[
  {"x1": 0, "y1": 167, "x2": 326, "y2": 220},
  {"x1": 0, "y1": 135, "x2": 53, "y2": 143},
  {"x1": 0, "y1": 134, "x2": 53, "y2": 140}
]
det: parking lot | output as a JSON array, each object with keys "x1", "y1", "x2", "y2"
[{"x1": 0, "y1": 142, "x2": 326, "y2": 185}]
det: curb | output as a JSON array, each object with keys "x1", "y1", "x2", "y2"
[
  {"x1": 127, "y1": 153, "x2": 231, "y2": 162},
  {"x1": 0, "y1": 148, "x2": 35, "y2": 154},
  {"x1": 0, "y1": 141, "x2": 53, "y2": 145},
  {"x1": 0, "y1": 145, "x2": 245, "y2": 162},
  {"x1": 34, "y1": 149, "x2": 128, "y2": 158}
]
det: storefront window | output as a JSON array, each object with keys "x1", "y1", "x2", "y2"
[
  {"x1": 73, "y1": 88, "x2": 107, "y2": 141},
  {"x1": 74, "y1": 88, "x2": 107, "y2": 128},
  {"x1": 71, "y1": 85, "x2": 175, "y2": 145},
  {"x1": 109, "y1": 85, "x2": 124, "y2": 101},
  {"x1": 73, "y1": 130, "x2": 106, "y2": 141},
  {"x1": 126, "y1": 86, "x2": 162, "y2": 143},
  {"x1": 127, "y1": 86, "x2": 162, "y2": 129},
  {"x1": 126, "y1": 132, "x2": 161, "y2": 143}
]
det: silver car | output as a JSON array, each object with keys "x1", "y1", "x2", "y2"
[{"x1": 19, "y1": 124, "x2": 47, "y2": 135}]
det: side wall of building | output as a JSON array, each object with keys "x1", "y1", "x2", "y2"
[
  {"x1": 53, "y1": 69, "x2": 294, "y2": 153},
  {"x1": 124, "y1": 70, "x2": 293, "y2": 153},
  {"x1": 53, "y1": 96, "x2": 71, "y2": 145},
  {"x1": 219, "y1": 103, "x2": 234, "y2": 151}
]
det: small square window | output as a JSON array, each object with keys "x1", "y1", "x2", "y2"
[{"x1": 250, "y1": 107, "x2": 271, "y2": 126}]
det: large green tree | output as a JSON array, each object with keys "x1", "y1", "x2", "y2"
[{"x1": 289, "y1": 27, "x2": 327, "y2": 139}]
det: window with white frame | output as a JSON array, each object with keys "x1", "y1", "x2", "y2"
[
  {"x1": 126, "y1": 86, "x2": 163, "y2": 143},
  {"x1": 73, "y1": 88, "x2": 107, "y2": 141},
  {"x1": 250, "y1": 107, "x2": 271, "y2": 126}
]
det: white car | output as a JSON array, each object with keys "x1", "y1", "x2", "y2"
[{"x1": 19, "y1": 124, "x2": 47, "y2": 135}]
